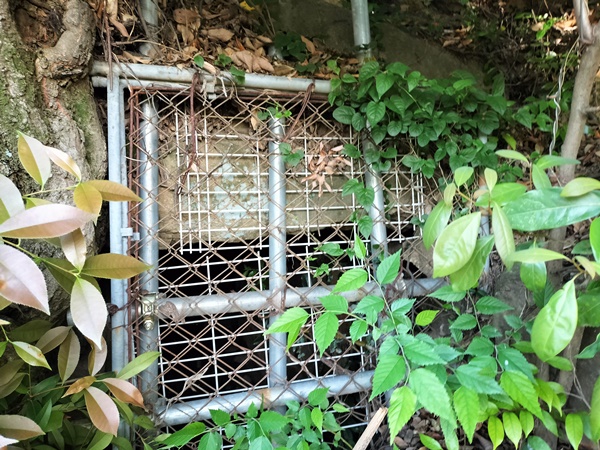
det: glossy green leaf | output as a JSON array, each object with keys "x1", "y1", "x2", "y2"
[
  {"x1": 465, "y1": 337, "x2": 494, "y2": 356},
  {"x1": 349, "y1": 319, "x2": 368, "y2": 342},
  {"x1": 265, "y1": 307, "x2": 309, "y2": 350},
  {"x1": 423, "y1": 201, "x2": 452, "y2": 249},
  {"x1": 366, "y1": 101, "x2": 386, "y2": 125},
  {"x1": 409, "y1": 368, "x2": 455, "y2": 422},
  {"x1": 320, "y1": 295, "x2": 348, "y2": 314},
  {"x1": 497, "y1": 344, "x2": 533, "y2": 379},
  {"x1": 526, "y1": 436, "x2": 551, "y2": 450},
  {"x1": 449, "y1": 235, "x2": 494, "y2": 291},
  {"x1": 370, "y1": 354, "x2": 406, "y2": 399},
  {"x1": 500, "y1": 371, "x2": 542, "y2": 418},
  {"x1": 565, "y1": 413, "x2": 583, "y2": 450},
  {"x1": 377, "y1": 250, "x2": 401, "y2": 285},
  {"x1": 433, "y1": 212, "x2": 481, "y2": 277},
  {"x1": 591, "y1": 376, "x2": 600, "y2": 441},
  {"x1": 333, "y1": 268, "x2": 368, "y2": 293},
  {"x1": 520, "y1": 411, "x2": 534, "y2": 438},
  {"x1": 578, "y1": 333, "x2": 600, "y2": 359},
  {"x1": 546, "y1": 355, "x2": 573, "y2": 371},
  {"x1": 415, "y1": 310, "x2": 439, "y2": 327},
  {"x1": 314, "y1": 312, "x2": 339, "y2": 356},
  {"x1": 9, "y1": 319, "x2": 51, "y2": 343},
  {"x1": 87, "y1": 430, "x2": 113, "y2": 450},
  {"x1": 536, "y1": 155, "x2": 579, "y2": 170},
  {"x1": 578, "y1": 289, "x2": 600, "y2": 327},
  {"x1": 117, "y1": 351, "x2": 160, "y2": 380},
  {"x1": 82, "y1": 254, "x2": 151, "y2": 279},
  {"x1": 404, "y1": 340, "x2": 446, "y2": 365},
  {"x1": 58, "y1": 329, "x2": 80, "y2": 381},
  {"x1": 531, "y1": 279, "x2": 577, "y2": 361},
  {"x1": 540, "y1": 410, "x2": 558, "y2": 436},
  {"x1": 152, "y1": 422, "x2": 206, "y2": 448},
  {"x1": 577, "y1": 255, "x2": 598, "y2": 278},
  {"x1": 420, "y1": 434, "x2": 443, "y2": 450},
  {"x1": 561, "y1": 177, "x2": 600, "y2": 197},
  {"x1": 453, "y1": 386, "x2": 478, "y2": 443},
  {"x1": 485, "y1": 168, "x2": 498, "y2": 192},
  {"x1": 590, "y1": 218, "x2": 600, "y2": 262},
  {"x1": 354, "y1": 236, "x2": 367, "y2": 260},
  {"x1": 450, "y1": 314, "x2": 477, "y2": 331},
  {"x1": 13, "y1": 341, "x2": 51, "y2": 369},
  {"x1": 531, "y1": 163, "x2": 551, "y2": 190},
  {"x1": 454, "y1": 167, "x2": 474, "y2": 187},
  {"x1": 504, "y1": 188, "x2": 600, "y2": 231},
  {"x1": 488, "y1": 416, "x2": 504, "y2": 450},
  {"x1": 388, "y1": 386, "x2": 416, "y2": 444},
  {"x1": 492, "y1": 203, "x2": 514, "y2": 269},
  {"x1": 332, "y1": 106, "x2": 355, "y2": 124},
  {"x1": 509, "y1": 248, "x2": 567, "y2": 263},
  {"x1": 444, "y1": 183, "x2": 456, "y2": 206},
  {"x1": 502, "y1": 412, "x2": 522, "y2": 448},
  {"x1": 520, "y1": 261, "x2": 546, "y2": 292},
  {"x1": 318, "y1": 242, "x2": 345, "y2": 257},
  {"x1": 496, "y1": 149, "x2": 528, "y2": 163},
  {"x1": 209, "y1": 409, "x2": 230, "y2": 427},
  {"x1": 486, "y1": 183, "x2": 528, "y2": 206}
]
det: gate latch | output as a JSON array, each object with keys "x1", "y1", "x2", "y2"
[{"x1": 140, "y1": 294, "x2": 157, "y2": 331}]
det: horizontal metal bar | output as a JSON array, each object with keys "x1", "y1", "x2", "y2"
[
  {"x1": 91, "y1": 61, "x2": 332, "y2": 94},
  {"x1": 91, "y1": 76, "x2": 191, "y2": 91},
  {"x1": 156, "y1": 278, "x2": 445, "y2": 317},
  {"x1": 158, "y1": 370, "x2": 374, "y2": 425}
]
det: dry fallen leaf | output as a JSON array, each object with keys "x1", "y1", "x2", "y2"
[
  {"x1": 177, "y1": 24, "x2": 195, "y2": 46},
  {"x1": 301, "y1": 35, "x2": 316, "y2": 55},
  {"x1": 174, "y1": 8, "x2": 200, "y2": 29},
  {"x1": 207, "y1": 28, "x2": 234, "y2": 42}
]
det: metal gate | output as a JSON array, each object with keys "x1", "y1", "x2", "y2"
[{"x1": 94, "y1": 63, "x2": 441, "y2": 445}]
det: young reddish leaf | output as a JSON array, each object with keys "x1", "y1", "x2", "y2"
[
  {"x1": 84, "y1": 386, "x2": 120, "y2": 436},
  {"x1": 82, "y1": 254, "x2": 151, "y2": 279},
  {"x1": 12, "y1": 341, "x2": 51, "y2": 369},
  {"x1": 44, "y1": 145, "x2": 82, "y2": 180},
  {"x1": 60, "y1": 229, "x2": 87, "y2": 269},
  {"x1": 88, "y1": 337, "x2": 108, "y2": 376},
  {"x1": 36, "y1": 326, "x2": 70, "y2": 353},
  {"x1": 64, "y1": 375, "x2": 96, "y2": 397},
  {"x1": 70, "y1": 278, "x2": 107, "y2": 349},
  {"x1": 0, "y1": 174, "x2": 24, "y2": 222},
  {"x1": 85, "y1": 180, "x2": 142, "y2": 202},
  {"x1": 0, "y1": 434, "x2": 18, "y2": 447},
  {"x1": 18, "y1": 133, "x2": 52, "y2": 187},
  {"x1": 0, "y1": 245, "x2": 49, "y2": 314},
  {"x1": 73, "y1": 183, "x2": 103, "y2": 216},
  {"x1": 0, "y1": 204, "x2": 93, "y2": 238},
  {"x1": 102, "y1": 378, "x2": 145, "y2": 408},
  {"x1": 0, "y1": 414, "x2": 45, "y2": 440},
  {"x1": 58, "y1": 329, "x2": 80, "y2": 382}
]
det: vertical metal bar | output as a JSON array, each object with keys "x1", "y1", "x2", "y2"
[
  {"x1": 363, "y1": 140, "x2": 388, "y2": 259},
  {"x1": 351, "y1": 0, "x2": 372, "y2": 61},
  {"x1": 138, "y1": 98, "x2": 160, "y2": 404},
  {"x1": 268, "y1": 118, "x2": 287, "y2": 390},
  {"x1": 108, "y1": 69, "x2": 129, "y2": 375}
]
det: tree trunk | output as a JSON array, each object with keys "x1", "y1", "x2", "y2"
[{"x1": 0, "y1": 0, "x2": 106, "y2": 318}]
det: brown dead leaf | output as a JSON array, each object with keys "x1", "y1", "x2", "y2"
[
  {"x1": 273, "y1": 63, "x2": 296, "y2": 77},
  {"x1": 174, "y1": 8, "x2": 200, "y2": 29},
  {"x1": 106, "y1": 0, "x2": 118, "y2": 20},
  {"x1": 109, "y1": 17, "x2": 129, "y2": 38},
  {"x1": 256, "y1": 35, "x2": 273, "y2": 45},
  {"x1": 301, "y1": 35, "x2": 316, "y2": 55},
  {"x1": 256, "y1": 55, "x2": 274, "y2": 73},
  {"x1": 207, "y1": 28, "x2": 234, "y2": 42},
  {"x1": 122, "y1": 51, "x2": 151, "y2": 64},
  {"x1": 201, "y1": 9, "x2": 221, "y2": 20},
  {"x1": 177, "y1": 24, "x2": 195, "y2": 46},
  {"x1": 531, "y1": 22, "x2": 544, "y2": 32},
  {"x1": 244, "y1": 37, "x2": 256, "y2": 50}
]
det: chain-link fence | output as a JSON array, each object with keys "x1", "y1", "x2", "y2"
[{"x1": 118, "y1": 79, "x2": 440, "y2": 446}]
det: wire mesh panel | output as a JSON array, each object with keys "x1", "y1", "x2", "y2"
[{"x1": 124, "y1": 82, "x2": 428, "y2": 446}]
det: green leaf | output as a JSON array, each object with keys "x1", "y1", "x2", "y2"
[
  {"x1": 453, "y1": 387, "x2": 479, "y2": 443},
  {"x1": 520, "y1": 411, "x2": 534, "y2": 438},
  {"x1": 311, "y1": 408, "x2": 323, "y2": 432},
  {"x1": 525, "y1": 436, "x2": 551, "y2": 450},
  {"x1": 488, "y1": 416, "x2": 504, "y2": 450},
  {"x1": 500, "y1": 371, "x2": 542, "y2": 418},
  {"x1": 82, "y1": 254, "x2": 151, "y2": 279},
  {"x1": 433, "y1": 212, "x2": 481, "y2": 277},
  {"x1": 376, "y1": 72, "x2": 395, "y2": 97},
  {"x1": 449, "y1": 235, "x2": 494, "y2": 291},
  {"x1": 358, "y1": 215, "x2": 373, "y2": 238},
  {"x1": 407, "y1": 71, "x2": 422, "y2": 91},
  {"x1": 485, "y1": 168, "x2": 498, "y2": 192},
  {"x1": 453, "y1": 78, "x2": 475, "y2": 90},
  {"x1": 505, "y1": 188, "x2": 600, "y2": 231},
  {"x1": 117, "y1": 351, "x2": 160, "y2": 380},
  {"x1": 58, "y1": 329, "x2": 80, "y2": 381},
  {"x1": 578, "y1": 333, "x2": 600, "y2": 359},
  {"x1": 266, "y1": 308, "x2": 309, "y2": 350},
  {"x1": 509, "y1": 248, "x2": 566, "y2": 264},
  {"x1": 428, "y1": 285, "x2": 466, "y2": 303},
  {"x1": 351, "y1": 112, "x2": 366, "y2": 132},
  {"x1": 420, "y1": 434, "x2": 443, "y2": 450},
  {"x1": 404, "y1": 340, "x2": 446, "y2": 365},
  {"x1": 12, "y1": 341, "x2": 51, "y2": 369},
  {"x1": 349, "y1": 319, "x2": 368, "y2": 342},
  {"x1": 415, "y1": 310, "x2": 439, "y2": 327},
  {"x1": 540, "y1": 410, "x2": 558, "y2": 436},
  {"x1": 565, "y1": 413, "x2": 583, "y2": 450},
  {"x1": 536, "y1": 155, "x2": 579, "y2": 170},
  {"x1": 531, "y1": 279, "x2": 577, "y2": 361},
  {"x1": 9, "y1": 319, "x2": 51, "y2": 343},
  {"x1": 376, "y1": 250, "x2": 401, "y2": 285},
  {"x1": 496, "y1": 149, "x2": 528, "y2": 163},
  {"x1": 210, "y1": 409, "x2": 230, "y2": 427},
  {"x1": 456, "y1": 364, "x2": 502, "y2": 395},
  {"x1": 492, "y1": 203, "x2": 515, "y2": 269},
  {"x1": 578, "y1": 289, "x2": 600, "y2": 327},
  {"x1": 476, "y1": 296, "x2": 513, "y2": 314},
  {"x1": 503, "y1": 412, "x2": 522, "y2": 448},
  {"x1": 153, "y1": 422, "x2": 207, "y2": 448},
  {"x1": 465, "y1": 337, "x2": 494, "y2": 356},
  {"x1": 318, "y1": 242, "x2": 345, "y2": 257},
  {"x1": 497, "y1": 345, "x2": 533, "y2": 379},
  {"x1": 423, "y1": 201, "x2": 452, "y2": 249},
  {"x1": 320, "y1": 295, "x2": 348, "y2": 314},
  {"x1": 259, "y1": 410, "x2": 288, "y2": 434},
  {"x1": 388, "y1": 387, "x2": 417, "y2": 444},
  {"x1": 356, "y1": 186, "x2": 375, "y2": 208},
  {"x1": 333, "y1": 268, "x2": 368, "y2": 293},
  {"x1": 591, "y1": 376, "x2": 600, "y2": 441},
  {"x1": 193, "y1": 54, "x2": 204, "y2": 67},
  {"x1": 590, "y1": 217, "x2": 600, "y2": 262},
  {"x1": 532, "y1": 163, "x2": 551, "y2": 190},
  {"x1": 308, "y1": 388, "x2": 328, "y2": 407},
  {"x1": 561, "y1": 177, "x2": 600, "y2": 197},
  {"x1": 332, "y1": 106, "x2": 355, "y2": 125},
  {"x1": 359, "y1": 61, "x2": 379, "y2": 81},
  {"x1": 314, "y1": 312, "x2": 339, "y2": 356},
  {"x1": 366, "y1": 102, "x2": 386, "y2": 125},
  {"x1": 450, "y1": 314, "x2": 477, "y2": 331},
  {"x1": 520, "y1": 261, "x2": 547, "y2": 292},
  {"x1": 409, "y1": 368, "x2": 455, "y2": 422},
  {"x1": 198, "y1": 432, "x2": 223, "y2": 450},
  {"x1": 444, "y1": 183, "x2": 456, "y2": 206},
  {"x1": 370, "y1": 354, "x2": 406, "y2": 399},
  {"x1": 0, "y1": 414, "x2": 45, "y2": 441},
  {"x1": 454, "y1": 167, "x2": 474, "y2": 187}
]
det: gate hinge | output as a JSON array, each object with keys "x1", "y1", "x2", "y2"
[
  {"x1": 121, "y1": 227, "x2": 140, "y2": 241},
  {"x1": 140, "y1": 294, "x2": 158, "y2": 331}
]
